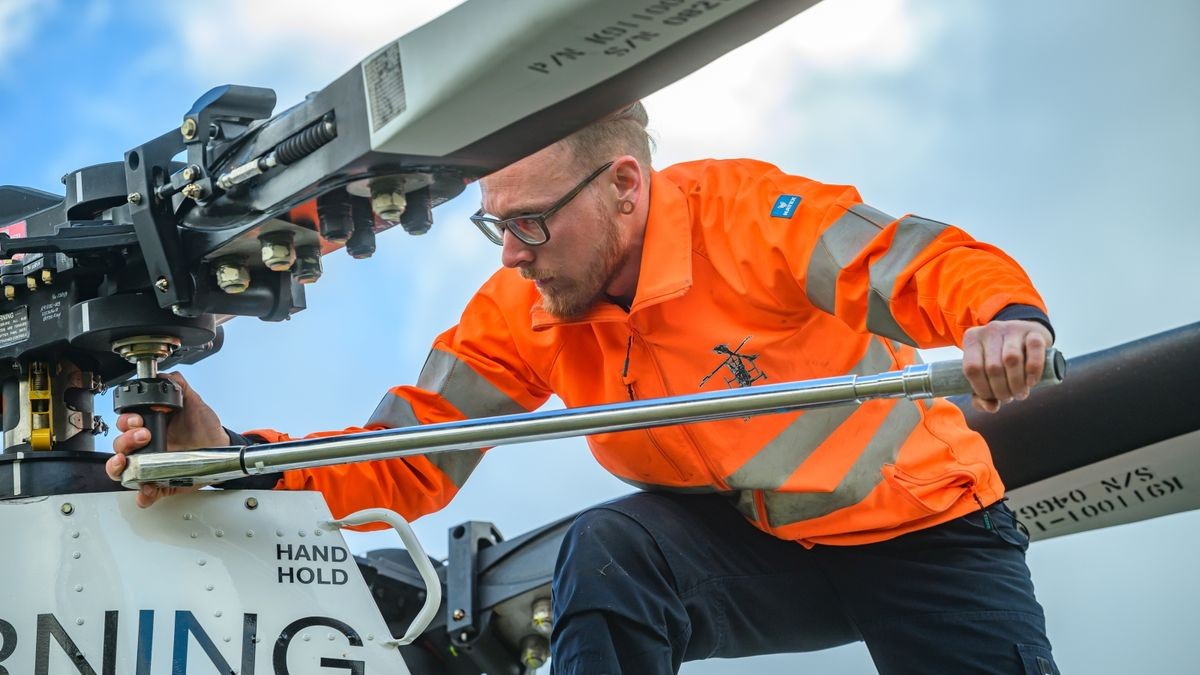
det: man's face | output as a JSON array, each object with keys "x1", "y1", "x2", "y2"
[{"x1": 480, "y1": 145, "x2": 626, "y2": 319}]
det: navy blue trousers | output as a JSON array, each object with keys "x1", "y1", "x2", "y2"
[{"x1": 550, "y1": 492, "x2": 1057, "y2": 674}]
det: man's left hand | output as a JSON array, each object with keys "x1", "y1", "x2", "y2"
[{"x1": 961, "y1": 320, "x2": 1054, "y2": 413}]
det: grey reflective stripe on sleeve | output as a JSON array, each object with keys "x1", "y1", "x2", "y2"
[
  {"x1": 367, "y1": 392, "x2": 421, "y2": 428},
  {"x1": 865, "y1": 216, "x2": 948, "y2": 345},
  {"x1": 366, "y1": 390, "x2": 483, "y2": 488},
  {"x1": 760, "y1": 398, "x2": 922, "y2": 528},
  {"x1": 806, "y1": 204, "x2": 895, "y2": 314},
  {"x1": 725, "y1": 338, "x2": 894, "y2": 490},
  {"x1": 365, "y1": 349, "x2": 527, "y2": 490},
  {"x1": 417, "y1": 348, "x2": 527, "y2": 418}
]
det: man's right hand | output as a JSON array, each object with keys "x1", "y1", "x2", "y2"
[{"x1": 104, "y1": 371, "x2": 229, "y2": 508}]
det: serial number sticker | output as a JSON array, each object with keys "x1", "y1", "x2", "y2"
[
  {"x1": 364, "y1": 41, "x2": 406, "y2": 132},
  {"x1": 1016, "y1": 467, "x2": 1186, "y2": 533},
  {"x1": 0, "y1": 306, "x2": 30, "y2": 349}
]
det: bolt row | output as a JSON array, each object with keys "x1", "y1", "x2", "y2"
[
  {"x1": 2, "y1": 267, "x2": 54, "y2": 301},
  {"x1": 214, "y1": 237, "x2": 322, "y2": 294}
]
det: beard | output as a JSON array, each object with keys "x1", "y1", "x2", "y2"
[{"x1": 522, "y1": 205, "x2": 624, "y2": 320}]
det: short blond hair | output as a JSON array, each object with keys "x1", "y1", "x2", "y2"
[{"x1": 561, "y1": 101, "x2": 653, "y2": 175}]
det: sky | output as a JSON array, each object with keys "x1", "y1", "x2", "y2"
[{"x1": 1, "y1": 0, "x2": 1198, "y2": 672}]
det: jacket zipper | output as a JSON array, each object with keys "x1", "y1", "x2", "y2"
[
  {"x1": 622, "y1": 328, "x2": 688, "y2": 480},
  {"x1": 622, "y1": 335, "x2": 635, "y2": 401},
  {"x1": 626, "y1": 325, "x2": 732, "y2": 491}
]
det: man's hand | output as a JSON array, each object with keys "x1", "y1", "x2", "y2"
[
  {"x1": 961, "y1": 320, "x2": 1054, "y2": 413},
  {"x1": 104, "y1": 371, "x2": 229, "y2": 508}
]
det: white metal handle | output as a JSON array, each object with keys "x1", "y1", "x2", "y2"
[{"x1": 329, "y1": 507, "x2": 442, "y2": 646}]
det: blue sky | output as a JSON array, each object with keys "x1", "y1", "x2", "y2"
[{"x1": 2, "y1": 0, "x2": 1198, "y2": 672}]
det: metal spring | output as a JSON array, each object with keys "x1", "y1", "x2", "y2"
[
  {"x1": 275, "y1": 115, "x2": 337, "y2": 166},
  {"x1": 30, "y1": 362, "x2": 48, "y2": 390}
]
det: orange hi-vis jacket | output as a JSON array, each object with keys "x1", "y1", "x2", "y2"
[{"x1": 252, "y1": 158, "x2": 1049, "y2": 547}]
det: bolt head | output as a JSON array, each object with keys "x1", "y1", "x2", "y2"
[
  {"x1": 215, "y1": 263, "x2": 250, "y2": 294},
  {"x1": 182, "y1": 183, "x2": 204, "y2": 201},
  {"x1": 61, "y1": 503, "x2": 74, "y2": 515},
  {"x1": 519, "y1": 636, "x2": 550, "y2": 668},
  {"x1": 25, "y1": 276, "x2": 37, "y2": 291},
  {"x1": 523, "y1": 654, "x2": 547, "y2": 669},
  {"x1": 452, "y1": 609, "x2": 465, "y2": 621},
  {"x1": 531, "y1": 609, "x2": 552, "y2": 635},
  {"x1": 181, "y1": 118, "x2": 198, "y2": 140},
  {"x1": 260, "y1": 240, "x2": 296, "y2": 271},
  {"x1": 370, "y1": 190, "x2": 407, "y2": 225},
  {"x1": 155, "y1": 277, "x2": 170, "y2": 292},
  {"x1": 182, "y1": 165, "x2": 200, "y2": 181},
  {"x1": 4, "y1": 285, "x2": 15, "y2": 301},
  {"x1": 127, "y1": 192, "x2": 143, "y2": 205},
  {"x1": 40, "y1": 269, "x2": 53, "y2": 284},
  {"x1": 245, "y1": 497, "x2": 259, "y2": 510},
  {"x1": 293, "y1": 255, "x2": 322, "y2": 284}
]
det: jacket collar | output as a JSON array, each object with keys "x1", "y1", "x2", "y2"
[{"x1": 531, "y1": 171, "x2": 694, "y2": 329}]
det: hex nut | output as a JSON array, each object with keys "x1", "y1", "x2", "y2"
[
  {"x1": 182, "y1": 183, "x2": 204, "y2": 201},
  {"x1": 258, "y1": 235, "x2": 292, "y2": 269},
  {"x1": 215, "y1": 262, "x2": 250, "y2": 294},
  {"x1": 370, "y1": 190, "x2": 407, "y2": 224},
  {"x1": 520, "y1": 635, "x2": 550, "y2": 669},
  {"x1": 293, "y1": 252, "x2": 322, "y2": 284},
  {"x1": 531, "y1": 597, "x2": 553, "y2": 635}
]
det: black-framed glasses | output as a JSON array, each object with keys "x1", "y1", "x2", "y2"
[{"x1": 471, "y1": 161, "x2": 614, "y2": 246}]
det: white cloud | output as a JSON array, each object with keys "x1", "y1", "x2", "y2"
[
  {"x1": 787, "y1": 0, "x2": 926, "y2": 69},
  {"x1": 0, "y1": 0, "x2": 49, "y2": 70},
  {"x1": 171, "y1": 0, "x2": 467, "y2": 102},
  {"x1": 645, "y1": 0, "x2": 936, "y2": 164}
]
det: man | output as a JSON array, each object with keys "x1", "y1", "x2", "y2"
[{"x1": 107, "y1": 102, "x2": 1057, "y2": 674}]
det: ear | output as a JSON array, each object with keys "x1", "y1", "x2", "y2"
[{"x1": 609, "y1": 155, "x2": 644, "y2": 202}]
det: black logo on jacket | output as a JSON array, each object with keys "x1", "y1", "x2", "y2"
[{"x1": 699, "y1": 336, "x2": 767, "y2": 389}]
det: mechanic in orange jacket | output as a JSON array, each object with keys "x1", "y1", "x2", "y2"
[{"x1": 108, "y1": 102, "x2": 1058, "y2": 674}]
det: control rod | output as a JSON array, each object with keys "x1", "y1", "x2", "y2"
[{"x1": 122, "y1": 349, "x2": 1066, "y2": 488}]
